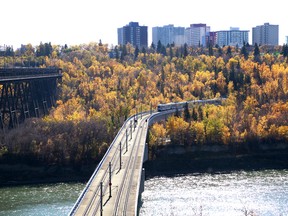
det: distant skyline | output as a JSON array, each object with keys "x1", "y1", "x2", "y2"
[{"x1": 1, "y1": 0, "x2": 287, "y2": 48}]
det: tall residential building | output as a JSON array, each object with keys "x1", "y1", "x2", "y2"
[
  {"x1": 152, "y1": 25, "x2": 185, "y2": 46},
  {"x1": 286, "y1": 36, "x2": 288, "y2": 44},
  {"x1": 185, "y1": 24, "x2": 210, "y2": 47},
  {"x1": 252, "y1": 23, "x2": 279, "y2": 46},
  {"x1": 117, "y1": 22, "x2": 148, "y2": 48},
  {"x1": 216, "y1": 27, "x2": 249, "y2": 47},
  {"x1": 207, "y1": 32, "x2": 217, "y2": 46}
]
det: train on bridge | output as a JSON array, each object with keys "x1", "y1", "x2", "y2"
[{"x1": 157, "y1": 98, "x2": 225, "y2": 112}]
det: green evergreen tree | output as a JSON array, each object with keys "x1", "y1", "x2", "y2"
[
  {"x1": 184, "y1": 102, "x2": 191, "y2": 121},
  {"x1": 120, "y1": 44, "x2": 127, "y2": 61},
  {"x1": 197, "y1": 105, "x2": 203, "y2": 121},
  {"x1": 192, "y1": 107, "x2": 197, "y2": 121},
  {"x1": 254, "y1": 43, "x2": 260, "y2": 56},
  {"x1": 281, "y1": 44, "x2": 288, "y2": 57},
  {"x1": 226, "y1": 46, "x2": 232, "y2": 56},
  {"x1": 240, "y1": 43, "x2": 248, "y2": 59},
  {"x1": 169, "y1": 45, "x2": 173, "y2": 60},
  {"x1": 150, "y1": 42, "x2": 156, "y2": 51},
  {"x1": 183, "y1": 43, "x2": 188, "y2": 58},
  {"x1": 114, "y1": 46, "x2": 119, "y2": 60},
  {"x1": 161, "y1": 45, "x2": 167, "y2": 55},
  {"x1": 208, "y1": 43, "x2": 214, "y2": 56},
  {"x1": 157, "y1": 40, "x2": 162, "y2": 53},
  {"x1": 134, "y1": 45, "x2": 139, "y2": 60},
  {"x1": 253, "y1": 43, "x2": 260, "y2": 62},
  {"x1": 141, "y1": 46, "x2": 147, "y2": 63}
]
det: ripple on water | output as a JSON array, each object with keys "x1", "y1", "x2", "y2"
[
  {"x1": 140, "y1": 170, "x2": 288, "y2": 216},
  {"x1": 0, "y1": 182, "x2": 85, "y2": 216}
]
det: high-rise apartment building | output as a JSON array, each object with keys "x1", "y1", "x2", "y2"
[
  {"x1": 117, "y1": 22, "x2": 148, "y2": 48},
  {"x1": 207, "y1": 32, "x2": 217, "y2": 46},
  {"x1": 216, "y1": 27, "x2": 249, "y2": 47},
  {"x1": 185, "y1": 24, "x2": 210, "y2": 47},
  {"x1": 252, "y1": 23, "x2": 279, "y2": 45},
  {"x1": 152, "y1": 25, "x2": 185, "y2": 46}
]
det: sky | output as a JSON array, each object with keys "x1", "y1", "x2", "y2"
[{"x1": 1, "y1": 0, "x2": 287, "y2": 49}]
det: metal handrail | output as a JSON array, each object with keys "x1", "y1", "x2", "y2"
[{"x1": 68, "y1": 111, "x2": 153, "y2": 215}]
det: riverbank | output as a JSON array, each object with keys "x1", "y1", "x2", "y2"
[
  {"x1": 1, "y1": 143, "x2": 288, "y2": 186},
  {"x1": 143, "y1": 144, "x2": 288, "y2": 178},
  {"x1": 0, "y1": 163, "x2": 96, "y2": 187}
]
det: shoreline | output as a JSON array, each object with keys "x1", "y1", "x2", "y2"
[
  {"x1": 143, "y1": 150, "x2": 288, "y2": 179},
  {"x1": 1, "y1": 145, "x2": 288, "y2": 187},
  {"x1": 0, "y1": 164, "x2": 96, "y2": 187}
]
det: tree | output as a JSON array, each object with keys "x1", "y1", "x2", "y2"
[
  {"x1": 169, "y1": 45, "x2": 173, "y2": 60},
  {"x1": 183, "y1": 43, "x2": 188, "y2": 58},
  {"x1": 156, "y1": 40, "x2": 162, "y2": 54},
  {"x1": 218, "y1": 46, "x2": 223, "y2": 56},
  {"x1": 281, "y1": 44, "x2": 288, "y2": 58},
  {"x1": 253, "y1": 43, "x2": 260, "y2": 62},
  {"x1": 226, "y1": 46, "x2": 232, "y2": 56},
  {"x1": 141, "y1": 46, "x2": 146, "y2": 54},
  {"x1": 114, "y1": 45, "x2": 119, "y2": 60},
  {"x1": 166, "y1": 116, "x2": 189, "y2": 146},
  {"x1": 120, "y1": 44, "x2": 127, "y2": 61},
  {"x1": 208, "y1": 43, "x2": 214, "y2": 56},
  {"x1": 134, "y1": 45, "x2": 139, "y2": 60},
  {"x1": 184, "y1": 102, "x2": 191, "y2": 121},
  {"x1": 36, "y1": 42, "x2": 52, "y2": 57},
  {"x1": 241, "y1": 43, "x2": 249, "y2": 59},
  {"x1": 150, "y1": 42, "x2": 156, "y2": 51},
  {"x1": 161, "y1": 45, "x2": 167, "y2": 56},
  {"x1": 192, "y1": 107, "x2": 197, "y2": 121}
]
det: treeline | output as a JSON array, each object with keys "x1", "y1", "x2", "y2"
[
  {"x1": 0, "y1": 117, "x2": 113, "y2": 166},
  {"x1": 0, "y1": 41, "x2": 288, "y2": 166}
]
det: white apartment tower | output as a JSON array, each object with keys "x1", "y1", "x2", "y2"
[
  {"x1": 252, "y1": 23, "x2": 279, "y2": 46},
  {"x1": 185, "y1": 24, "x2": 209, "y2": 47},
  {"x1": 152, "y1": 25, "x2": 185, "y2": 46},
  {"x1": 216, "y1": 27, "x2": 249, "y2": 47}
]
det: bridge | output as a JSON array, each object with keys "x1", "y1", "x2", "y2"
[
  {"x1": 69, "y1": 99, "x2": 224, "y2": 216},
  {"x1": 0, "y1": 67, "x2": 62, "y2": 129}
]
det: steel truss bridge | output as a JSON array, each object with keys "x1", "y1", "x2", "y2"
[{"x1": 0, "y1": 67, "x2": 62, "y2": 129}]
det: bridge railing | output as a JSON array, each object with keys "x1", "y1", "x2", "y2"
[{"x1": 68, "y1": 110, "x2": 153, "y2": 215}]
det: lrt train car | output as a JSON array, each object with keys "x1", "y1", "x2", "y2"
[{"x1": 157, "y1": 98, "x2": 225, "y2": 112}]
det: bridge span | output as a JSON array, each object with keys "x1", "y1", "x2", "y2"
[
  {"x1": 69, "y1": 99, "x2": 224, "y2": 216},
  {"x1": 0, "y1": 67, "x2": 62, "y2": 128}
]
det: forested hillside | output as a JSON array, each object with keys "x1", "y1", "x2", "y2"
[{"x1": 0, "y1": 42, "x2": 287, "y2": 166}]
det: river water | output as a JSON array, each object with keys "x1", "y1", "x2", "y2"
[
  {"x1": 139, "y1": 170, "x2": 288, "y2": 216},
  {"x1": 0, "y1": 182, "x2": 85, "y2": 216},
  {"x1": 0, "y1": 170, "x2": 287, "y2": 216}
]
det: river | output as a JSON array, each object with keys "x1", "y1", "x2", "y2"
[
  {"x1": 139, "y1": 169, "x2": 288, "y2": 216},
  {"x1": 0, "y1": 170, "x2": 287, "y2": 216},
  {"x1": 0, "y1": 182, "x2": 85, "y2": 216}
]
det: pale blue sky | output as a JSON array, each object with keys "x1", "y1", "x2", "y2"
[{"x1": 1, "y1": 0, "x2": 287, "y2": 48}]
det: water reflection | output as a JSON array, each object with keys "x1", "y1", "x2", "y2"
[
  {"x1": 140, "y1": 170, "x2": 288, "y2": 216},
  {"x1": 0, "y1": 182, "x2": 85, "y2": 216}
]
